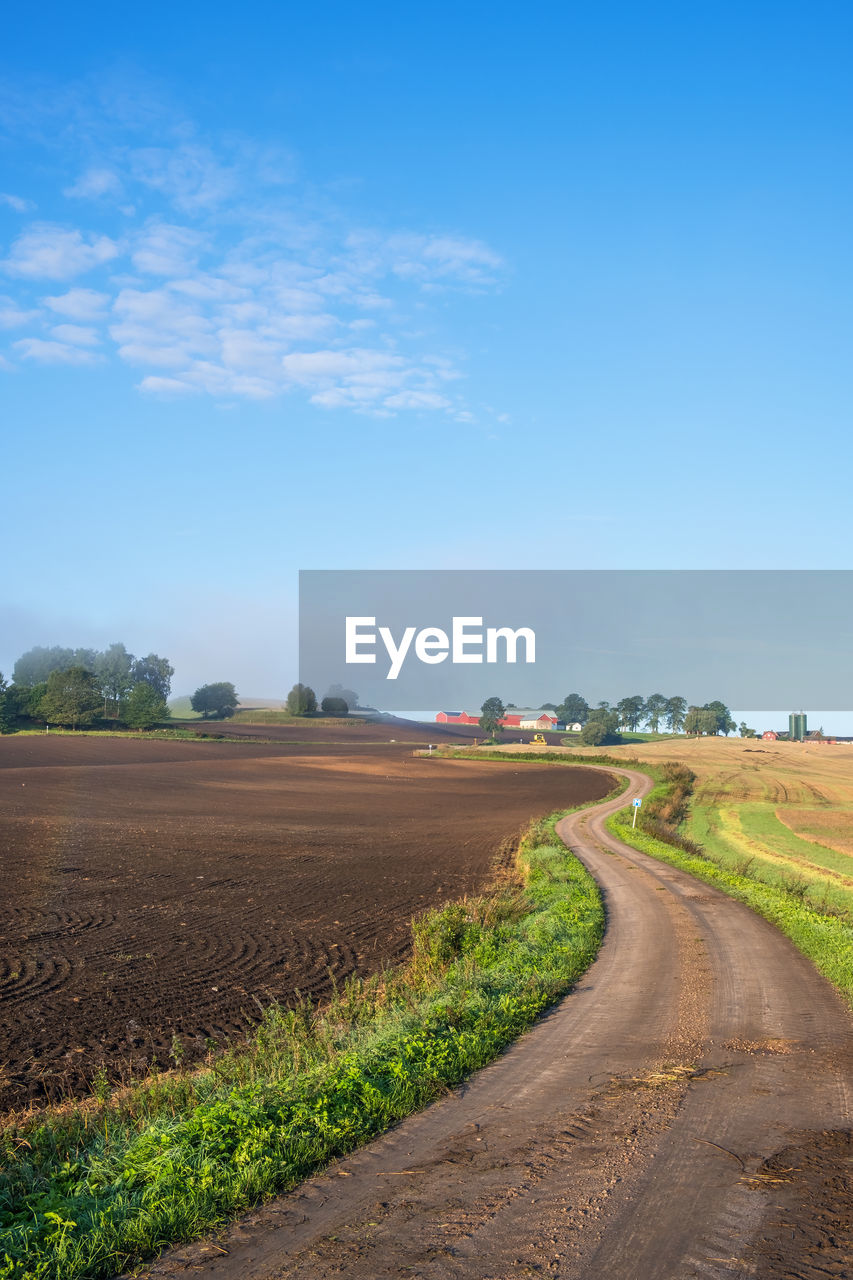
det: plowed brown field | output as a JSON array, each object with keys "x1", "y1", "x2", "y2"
[{"x1": 0, "y1": 725, "x2": 611, "y2": 1110}]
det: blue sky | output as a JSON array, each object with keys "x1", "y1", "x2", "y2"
[{"x1": 2, "y1": 2, "x2": 852, "y2": 700}]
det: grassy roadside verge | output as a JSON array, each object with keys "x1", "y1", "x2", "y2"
[
  {"x1": 0, "y1": 794, "x2": 615, "y2": 1280},
  {"x1": 607, "y1": 786, "x2": 853, "y2": 1008}
]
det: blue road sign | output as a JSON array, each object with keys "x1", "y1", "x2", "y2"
[{"x1": 632, "y1": 798, "x2": 642, "y2": 807}]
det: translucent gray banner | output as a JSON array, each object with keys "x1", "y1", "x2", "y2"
[{"x1": 298, "y1": 571, "x2": 853, "y2": 712}]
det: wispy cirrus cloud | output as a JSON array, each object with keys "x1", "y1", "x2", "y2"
[
  {"x1": 0, "y1": 193, "x2": 35, "y2": 213},
  {"x1": 0, "y1": 88, "x2": 505, "y2": 414}
]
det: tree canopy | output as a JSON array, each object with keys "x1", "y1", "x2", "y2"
[
  {"x1": 324, "y1": 684, "x2": 358, "y2": 711},
  {"x1": 37, "y1": 667, "x2": 101, "y2": 729},
  {"x1": 0, "y1": 673, "x2": 13, "y2": 735},
  {"x1": 320, "y1": 695, "x2": 348, "y2": 716},
  {"x1": 190, "y1": 682, "x2": 239, "y2": 719},
  {"x1": 556, "y1": 693, "x2": 589, "y2": 725},
  {"x1": 286, "y1": 683, "x2": 317, "y2": 716},
  {"x1": 124, "y1": 682, "x2": 169, "y2": 729},
  {"x1": 479, "y1": 696, "x2": 505, "y2": 739}
]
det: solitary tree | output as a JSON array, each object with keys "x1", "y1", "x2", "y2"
[
  {"x1": 479, "y1": 696, "x2": 505, "y2": 739},
  {"x1": 286, "y1": 683, "x2": 317, "y2": 716},
  {"x1": 191, "y1": 682, "x2": 239, "y2": 719},
  {"x1": 124, "y1": 681, "x2": 168, "y2": 729},
  {"x1": 739, "y1": 722, "x2": 756, "y2": 738},
  {"x1": 37, "y1": 666, "x2": 102, "y2": 729}
]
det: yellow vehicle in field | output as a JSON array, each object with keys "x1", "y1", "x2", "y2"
[{"x1": 530, "y1": 733, "x2": 547, "y2": 745}]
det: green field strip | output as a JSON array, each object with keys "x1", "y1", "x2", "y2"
[
  {"x1": 687, "y1": 805, "x2": 853, "y2": 916},
  {"x1": 738, "y1": 805, "x2": 853, "y2": 879}
]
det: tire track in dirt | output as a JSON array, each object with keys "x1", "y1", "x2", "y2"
[{"x1": 137, "y1": 766, "x2": 853, "y2": 1280}]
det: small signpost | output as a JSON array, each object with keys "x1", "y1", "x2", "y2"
[{"x1": 632, "y1": 797, "x2": 642, "y2": 828}]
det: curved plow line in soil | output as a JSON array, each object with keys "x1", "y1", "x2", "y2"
[{"x1": 0, "y1": 780, "x2": 622, "y2": 1280}]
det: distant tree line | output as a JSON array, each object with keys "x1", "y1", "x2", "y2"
[
  {"x1": 282, "y1": 683, "x2": 358, "y2": 717},
  {"x1": 478, "y1": 692, "x2": 740, "y2": 745},
  {"x1": 0, "y1": 643, "x2": 174, "y2": 732}
]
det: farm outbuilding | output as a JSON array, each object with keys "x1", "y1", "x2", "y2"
[{"x1": 435, "y1": 709, "x2": 558, "y2": 730}]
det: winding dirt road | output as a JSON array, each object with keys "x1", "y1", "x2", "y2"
[{"x1": 140, "y1": 767, "x2": 853, "y2": 1280}]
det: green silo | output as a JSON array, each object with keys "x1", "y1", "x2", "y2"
[{"x1": 789, "y1": 712, "x2": 807, "y2": 741}]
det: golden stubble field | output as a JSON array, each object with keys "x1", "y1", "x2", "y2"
[{"x1": 479, "y1": 736, "x2": 853, "y2": 906}]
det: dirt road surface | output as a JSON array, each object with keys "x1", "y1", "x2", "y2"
[{"x1": 137, "y1": 767, "x2": 853, "y2": 1280}]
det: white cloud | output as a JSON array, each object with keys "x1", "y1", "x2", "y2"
[
  {"x1": 43, "y1": 288, "x2": 110, "y2": 320},
  {"x1": 281, "y1": 348, "x2": 402, "y2": 383},
  {"x1": 384, "y1": 389, "x2": 452, "y2": 410},
  {"x1": 64, "y1": 168, "x2": 124, "y2": 200},
  {"x1": 0, "y1": 118, "x2": 505, "y2": 416},
  {"x1": 131, "y1": 222, "x2": 206, "y2": 275},
  {"x1": 0, "y1": 295, "x2": 39, "y2": 328},
  {"x1": 13, "y1": 337, "x2": 99, "y2": 364},
  {"x1": 50, "y1": 323, "x2": 99, "y2": 346},
  {"x1": 390, "y1": 234, "x2": 504, "y2": 286},
  {"x1": 2, "y1": 225, "x2": 118, "y2": 280},
  {"x1": 138, "y1": 375, "x2": 197, "y2": 395},
  {"x1": 0, "y1": 193, "x2": 34, "y2": 213}
]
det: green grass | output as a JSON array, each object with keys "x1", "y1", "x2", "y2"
[
  {"x1": 687, "y1": 803, "x2": 853, "y2": 917},
  {"x1": 0, "y1": 800, "x2": 613, "y2": 1280},
  {"x1": 608, "y1": 807, "x2": 853, "y2": 1007},
  {"x1": 165, "y1": 697, "x2": 201, "y2": 720}
]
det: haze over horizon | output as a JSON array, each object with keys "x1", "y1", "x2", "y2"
[{"x1": 3, "y1": 3, "x2": 852, "y2": 697}]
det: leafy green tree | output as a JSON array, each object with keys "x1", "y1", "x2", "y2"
[
  {"x1": 132, "y1": 654, "x2": 174, "y2": 702},
  {"x1": 683, "y1": 705, "x2": 702, "y2": 735},
  {"x1": 556, "y1": 693, "x2": 589, "y2": 725},
  {"x1": 96, "y1": 643, "x2": 135, "y2": 718},
  {"x1": 739, "y1": 722, "x2": 756, "y2": 738},
  {"x1": 664, "y1": 695, "x2": 687, "y2": 733},
  {"x1": 703, "y1": 700, "x2": 736, "y2": 736},
  {"x1": 321, "y1": 696, "x2": 349, "y2": 716},
  {"x1": 324, "y1": 684, "x2": 358, "y2": 711},
  {"x1": 699, "y1": 708, "x2": 719, "y2": 735},
  {"x1": 286, "y1": 683, "x2": 317, "y2": 716},
  {"x1": 479, "y1": 696, "x2": 505, "y2": 739},
  {"x1": 124, "y1": 682, "x2": 168, "y2": 729},
  {"x1": 643, "y1": 693, "x2": 667, "y2": 732},
  {"x1": 579, "y1": 720, "x2": 607, "y2": 745},
  {"x1": 38, "y1": 666, "x2": 101, "y2": 729},
  {"x1": 617, "y1": 695, "x2": 645, "y2": 731},
  {"x1": 0, "y1": 673, "x2": 13, "y2": 734},
  {"x1": 13, "y1": 646, "x2": 75, "y2": 687},
  {"x1": 191, "y1": 682, "x2": 239, "y2": 719}
]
